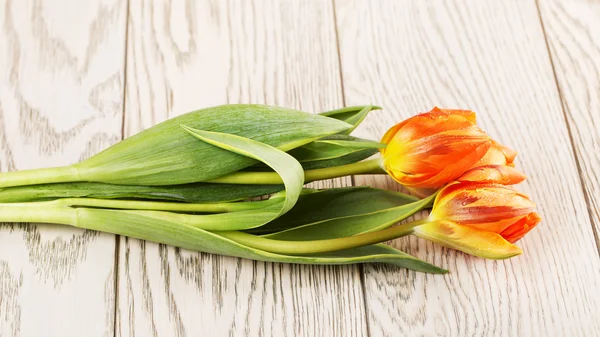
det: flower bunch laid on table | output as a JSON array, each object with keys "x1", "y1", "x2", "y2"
[
  {"x1": 377, "y1": 107, "x2": 539, "y2": 258},
  {"x1": 0, "y1": 104, "x2": 540, "y2": 274}
]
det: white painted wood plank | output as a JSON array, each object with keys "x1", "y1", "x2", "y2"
[
  {"x1": 538, "y1": 0, "x2": 600, "y2": 250},
  {"x1": 334, "y1": 0, "x2": 600, "y2": 336},
  {"x1": 0, "y1": 0, "x2": 127, "y2": 336},
  {"x1": 117, "y1": 1, "x2": 367, "y2": 336}
]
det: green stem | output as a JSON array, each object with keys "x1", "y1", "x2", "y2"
[
  {"x1": 208, "y1": 158, "x2": 385, "y2": 184},
  {"x1": 0, "y1": 202, "x2": 75, "y2": 225},
  {"x1": 0, "y1": 166, "x2": 79, "y2": 188},
  {"x1": 0, "y1": 157, "x2": 384, "y2": 188},
  {"x1": 216, "y1": 218, "x2": 429, "y2": 255},
  {"x1": 0, "y1": 197, "x2": 271, "y2": 218},
  {"x1": 55, "y1": 198, "x2": 272, "y2": 213}
]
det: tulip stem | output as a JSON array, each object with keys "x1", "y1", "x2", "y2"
[
  {"x1": 0, "y1": 166, "x2": 79, "y2": 188},
  {"x1": 0, "y1": 202, "x2": 75, "y2": 225},
  {"x1": 55, "y1": 198, "x2": 274, "y2": 213},
  {"x1": 0, "y1": 159, "x2": 385, "y2": 188},
  {"x1": 208, "y1": 158, "x2": 385, "y2": 185},
  {"x1": 0, "y1": 198, "x2": 271, "y2": 223},
  {"x1": 216, "y1": 218, "x2": 430, "y2": 255}
]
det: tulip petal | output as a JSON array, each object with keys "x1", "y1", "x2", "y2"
[
  {"x1": 458, "y1": 165, "x2": 526, "y2": 185},
  {"x1": 416, "y1": 140, "x2": 491, "y2": 188},
  {"x1": 500, "y1": 212, "x2": 541, "y2": 243},
  {"x1": 380, "y1": 122, "x2": 405, "y2": 147},
  {"x1": 434, "y1": 107, "x2": 477, "y2": 124},
  {"x1": 400, "y1": 114, "x2": 477, "y2": 142},
  {"x1": 474, "y1": 141, "x2": 518, "y2": 167},
  {"x1": 414, "y1": 220, "x2": 523, "y2": 259},
  {"x1": 495, "y1": 141, "x2": 518, "y2": 163},
  {"x1": 385, "y1": 109, "x2": 478, "y2": 147}
]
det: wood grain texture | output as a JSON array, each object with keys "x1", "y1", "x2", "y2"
[
  {"x1": 117, "y1": 1, "x2": 366, "y2": 336},
  {"x1": 0, "y1": 0, "x2": 127, "y2": 336},
  {"x1": 334, "y1": 0, "x2": 600, "y2": 336},
  {"x1": 538, "y1": 0, "x2": 600, "y2": 249}
]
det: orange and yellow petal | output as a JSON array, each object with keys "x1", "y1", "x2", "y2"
[
  {"x1": 500, "y1": 212, "x2": 542, "y2": 243},
  {"x1": 414, "y1": 220, "x2": 523, "y2": 259},
  {"x1": 433, "y1": 107, "x2": 477, "y2": 124},
  {"x1": 415, "y1": 140, "x2": 490, "y2": 188},
  {"x1": 475, "y1": 140, "x2": 518, "y2": 167},
  {"x1": 382, "y1": 108, "x2": 478, "y2": 147},
  {"x1": 380, "y1": 122, "x2": 406, "y2": 147},
  {"x1": 493, "y1": 141, "x2": 517, "y2": 163},
  {"x1": 458, "y1": 165, "x2": 526, "y2": 185}
]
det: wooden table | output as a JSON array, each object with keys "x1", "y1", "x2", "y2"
[{"x1": 1, "y1": 1, "x2": 599, "y2": 336}]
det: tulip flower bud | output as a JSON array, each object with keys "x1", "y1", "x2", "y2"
[
  {"x1": 414, "y1": 181, "x2": 541, "y2": 259},
  {"x1": 380, "y1": 107, "x2": 492, "y2": 189}
]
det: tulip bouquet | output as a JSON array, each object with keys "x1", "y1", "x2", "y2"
[{"x1": 0, "y1": 105, "x2": 540, "y2": 273}]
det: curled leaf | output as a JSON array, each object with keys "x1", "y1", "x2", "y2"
[
  {"x1": 128, "y1": 126, "x2": 304, "y2": 230},
  {"x1": 320, "y1": 105, "x2": 381, "y2": 134}
]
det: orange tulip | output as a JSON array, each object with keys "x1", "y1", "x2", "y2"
[
  {"x1": 380, "y1": 107, "x2": 492, "y2": 189},
  {"x1": 413, "y1": 181, "x2": 541, "y2": 259},
  {"x1": 380, "y1": 107, "x2": 526, "y2": 189}
]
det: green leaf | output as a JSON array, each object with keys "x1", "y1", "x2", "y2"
[
  {"x1": 320, "y1": 105, "x2": 381, "y2": 133},
  {"x1": 307, "y1": 244, "x2": 447, "y2": 273},
  {"x1": 0, "y1": 105, "x2": 352, "y2": 187},
  {"x1": 74, "y1": 207, "x2": 445, "y2": 273},
  {"x1": 288, "y1": 136, "x2": 384, "y2": 163},
  {"x1": 80, "y1": 105, "x2": 351, "y2": 185},
  {"x1": 156, "y1": 125, "x2": 304, "y2": 230},
  {"x1": 244, "y1": 134, "x2": 381, "y2": 171},
  {"x1": 316, "y1": 139, "x2": 386, "y2": 149},
  {"x1": 263, "y1": 191, "x2": 437, "y2": 241},
  {"x1": 249, "y1": 187, "x2": 418, "y2": 235},
  {"x1": 299, "y1": 148, "x2": 378, "y2": 170},
  {"x1": 0, "y1": 182, "x2": 283, "y2": 203}
]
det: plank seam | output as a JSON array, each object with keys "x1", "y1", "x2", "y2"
[
  {"x1": 331, "y1": 1, "x2": 371, "y2": 336},
  {"x1": 113, "y1": 0, "x2": 132, "y2": 336},
  {"x1": 331, "y1": 0, "x2": 348, "y2": 109},
  {"x1": 534, "y1": 0, "x2": 600, "y2": 257}
]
